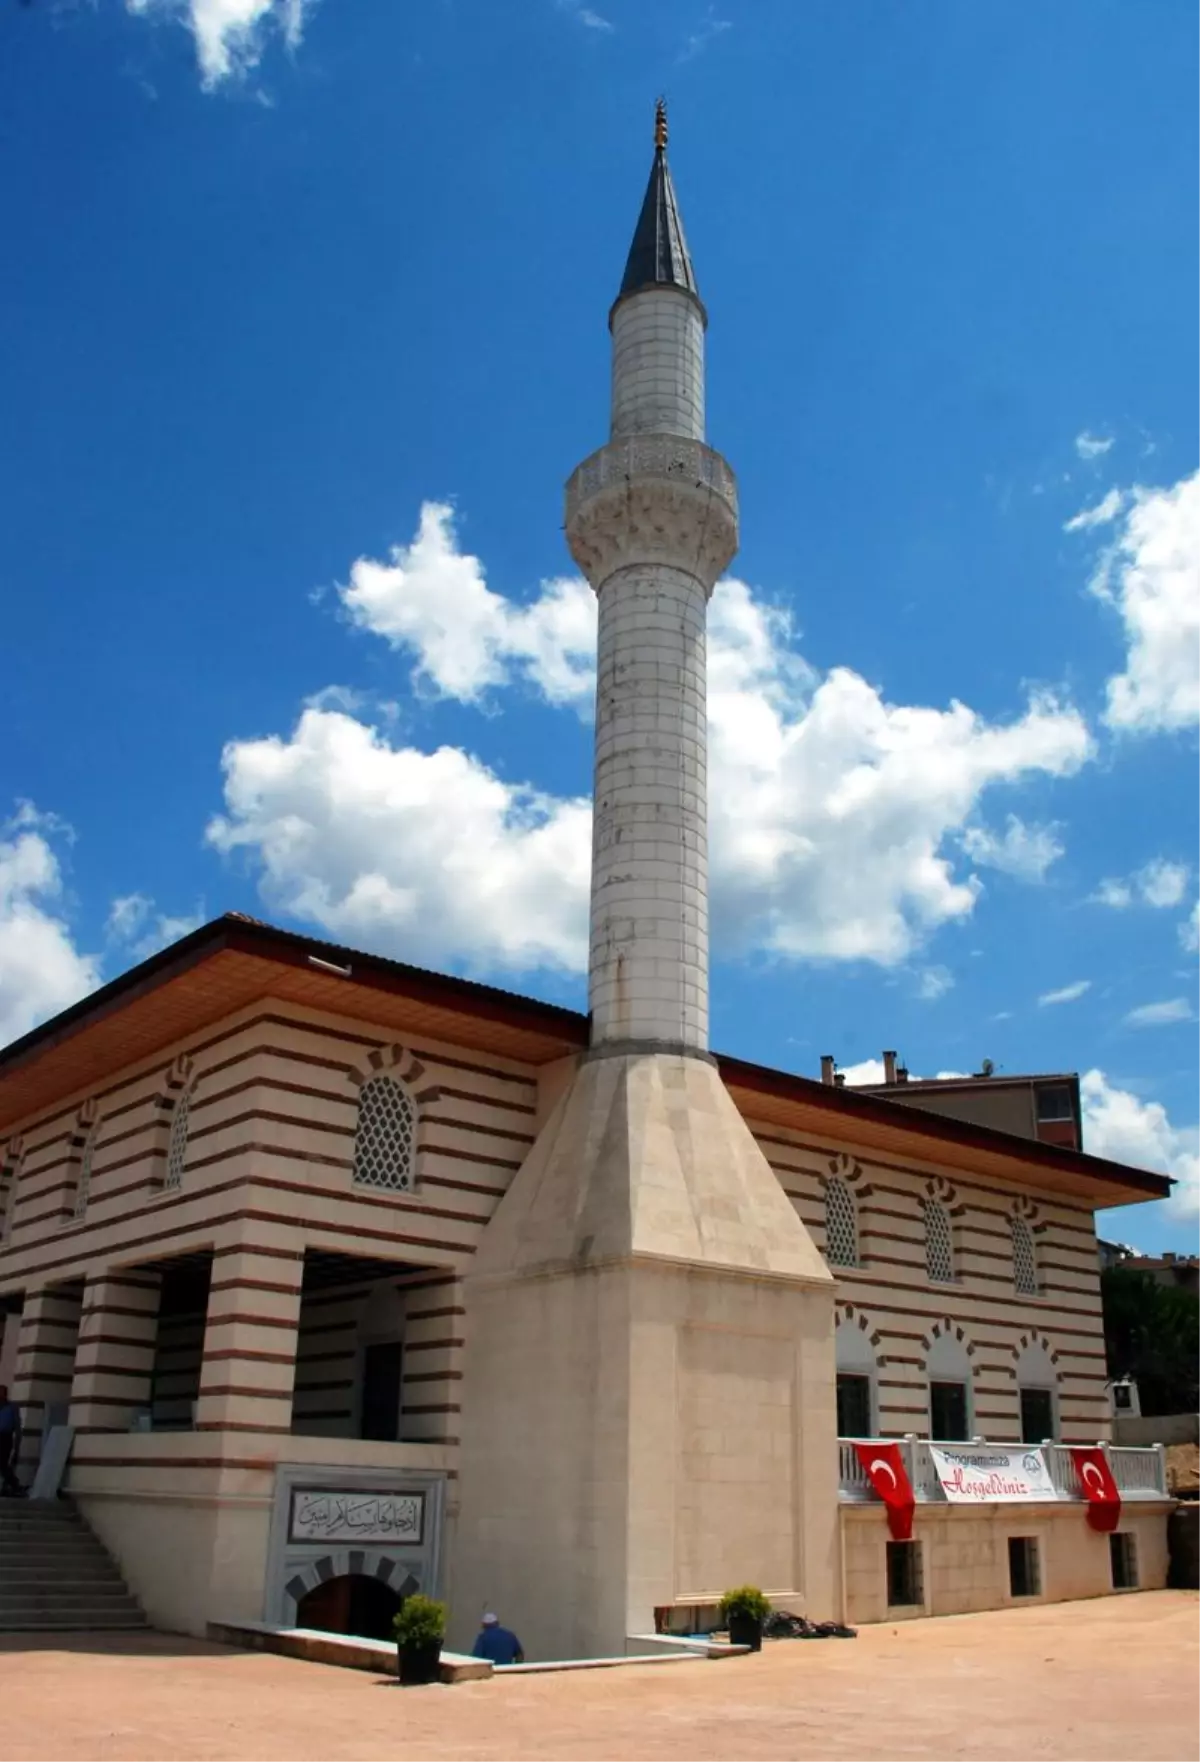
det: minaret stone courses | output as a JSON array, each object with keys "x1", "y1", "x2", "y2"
[
  {"x1": 453, "y1": 107, "x2": 838, "y2": 1663},
  {"x1": 566, "y1": 100, "x2": 737, "y2": 1054}
]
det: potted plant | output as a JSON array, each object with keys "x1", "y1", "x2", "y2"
[
  {"x1": 718, "y1": 1585, "x2": 772, "y2": 1653},
  {"x1": 393, "y1": 1593, "x2": 447, "y2": 1686}
]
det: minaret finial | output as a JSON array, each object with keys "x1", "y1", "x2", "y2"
[{"x1": 654, "y1": 96, "x2": 667, "y2": 151}]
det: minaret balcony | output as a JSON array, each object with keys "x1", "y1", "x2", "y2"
[{"x1": 565, "y1": 436, "x2": 739, "y2": 590}]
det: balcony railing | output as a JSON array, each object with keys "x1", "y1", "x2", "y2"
[{"x1": 838, "y1": 1436, "x2": 1168, "y2": 1504}]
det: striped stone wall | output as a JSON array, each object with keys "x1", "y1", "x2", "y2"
[
  {"x1": 288, "y1": 1267, "x2": 463, "y2": 1443},
  {"x1": 0, "y1": 998, "x2": 539, "y2": 1467},
  {"x1": 0, "y1": 989, "x2": 1119, "y2": 1464},
  {"x1": 750, "y1": 1119, "x2": 1110, "y2": 1443}
]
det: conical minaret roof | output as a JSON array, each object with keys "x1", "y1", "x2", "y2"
[{"x1": 615, "y1": 100, "x2": 699, "y2": 306}]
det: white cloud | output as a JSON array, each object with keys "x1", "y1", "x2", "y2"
[
  {"x1": 679, "y1": 6, "x2": 732, "y2": 60},
  {"x1": 960, "y1": 815, "x2": 1063, "y2": 880},
  {"x1": 212, "y1": 502, "x2": 1095, "y2": 975},
  {"x1": 1091, "y1": 858, "x2": 1190, "y2": 911},
  {"x1": 1038, "y1": 980, "x2": 1091, "y2": 1006},
  {"x1": 208, "y1": 709, "x2": 593, "y2": 973},
  {"x1": 839, "y1": 1058, "x2": 887, "y2": 1085},
  {"x1": 1123, "y1": 998, "x2": 1194, "y2": 1029},
  {"x1": 1064, "y1": 487, "x2": 1125, "y2": 532},
  {"x1": 1135, "y1": 859, "x2": 1190, "y2": 909},
  {"x1": 916, "y1": 966, "x2": 954, "y2": 1001},
  {"x1": 1092, "y1": 878, "x2": 1133, "y2": 909},
  {"x1": 1082, "y1": 469, "x2": 1200, "y2": 733},
  {"x1": 1181, "y1": 901, "x2": 1200, "y2": 955},
  {"x1": 0, "y1": 806, "x2": 100, "y2": 1047},
  {"x1": 105, "y1": 894, "x2": 205, "y2": 962},
  {"x1": 839, "y1": 1059, "x2": 970, "y2": 1085},
  {"x1": 1075, "y1": 432, "x2": 1114, "y2": 461},
  {"x1": 555, "y1": 0, "x2": 614, "y2": 29},
  {"x1": 340, "y1": 503, "x2": 596, "y2": 709},
  {"x1": 1081, "y1": 1069, "x2": 1198, "y2": 1221},
  {"x1": 125, "y1": 0, "x2": 312, "y2": 88}
]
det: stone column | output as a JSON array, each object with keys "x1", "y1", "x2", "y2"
[
  {"x1": 70, "y1": 1271, "x2": 161, "y2": 1434},
  {"x1": 194, "y1": 1244, "x2": 304, "y2": 1436},
  {"x1": 11, "y1": 1283, "x2": 83, "y2": 1460}
]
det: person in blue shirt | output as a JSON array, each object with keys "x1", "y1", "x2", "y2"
[
  {"x1": 471, "y1": 1611, "x2": 524, "y2": 1665},
  {"x1": 0, "y1": 1386, "x2": 24, "y2": 1498}
]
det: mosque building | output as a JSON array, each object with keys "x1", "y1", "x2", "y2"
[{"x1": 0, "y1": 108, "x2": 1173, "y2": 1658}]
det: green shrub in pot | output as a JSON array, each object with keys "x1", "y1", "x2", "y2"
[
  {"x1": 717, "y1": 1586, "x2": 771, "y2": 1652},
  {"x1": 393, "y1": 1594, "x2": 447, "y2": 1685}
]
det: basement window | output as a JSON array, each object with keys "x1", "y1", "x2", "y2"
[
  {"x1": 886, "y1": 1541, "x2": 923, "y2": 1608},
  {"x1": 1008, "y1": 1536, "x2": 1041, "y2": 1599},
  {"x1": 1110, "y1": 1532, "x2": 1138, "y2": 1590}
]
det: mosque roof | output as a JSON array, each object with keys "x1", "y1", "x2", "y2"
[{"x1": 0, "y1": 911, "x2": 1172, "y2": 1209}]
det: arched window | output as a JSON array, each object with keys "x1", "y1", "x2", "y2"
[
  {"x1": 835, "y1": 1318, "x2": 877, "y2": 1437},
  {"x1": 353, "y1": 1075, "x2": 416, "y2": 1192},
  {"x1": 1011, "y1": 1217, "x2": 1039, "y2": 1296},
  {"x1": 0, "y1": 1140, "x2": 22, "y2": 1241},
  {"x1": 824, "y1": 1178, "x2": 859, "y2": 1268},
  {"x1": 73, "y1": 1128, "x2": 99, "y2": 1220},
  {"x1": 926, "y1": 1331, "x2": 973, "y2": 1440},
  {"x1": 924, "y1": 1200, "x2": 955, "y2": 1285},
  {"x1": 165, "y1": 1087, "x2": 192, "y2": 1191},
  {"x1": 1015, "y1": 1339, "x2": 1058, "y2": 1442}
]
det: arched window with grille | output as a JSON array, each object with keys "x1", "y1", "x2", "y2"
[
  {"x1": 353, "y1": 1075, "x2": 417, "y2": 1192},
  {"x1": 0, "y1": 1140, "x2": 22, "y2": 1241},
  {"x1": 924, "y1": 1199, "x2": 955, "y2": 1284},
  {"x1": 165, "y1": 1086, "x2": 192, "y2": 1191},
  {"x1": 824, "y1": 1177, "x2": 859, "y2": 1268},
  {"x1": 73, "y1": 1128, "x2": 99, "y2": 1219},
  {"x1": 1011, "y1": 1217, "x2": 1039, "y2": 1295}
]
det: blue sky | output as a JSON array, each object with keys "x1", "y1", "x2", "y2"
[{"x1": 1, "y1": 0, "x2": 1196, "y2": 1247}]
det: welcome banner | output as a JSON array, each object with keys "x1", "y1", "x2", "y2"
[{"x1": 928, "y1": 1445, "x2": 1057, "y2": 1503}]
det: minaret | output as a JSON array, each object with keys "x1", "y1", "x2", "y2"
[
  {"x1": 567, "y1": 98, "x2": 736, "y2": 1056},
  {"x1": 454, "y1": 108, "x2": 837, "y2": 1662}
]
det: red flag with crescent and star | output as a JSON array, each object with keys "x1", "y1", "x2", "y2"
[
  {"x1": 853, "y1": 1441, "x2": 916, "y2": 1541},
  {"x1": 1068, "y1": 1447, "x2": 1122, "y2": 1531}
]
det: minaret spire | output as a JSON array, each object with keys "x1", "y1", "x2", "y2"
[{"x1": 616, "y1": 98, "x2": 700, "y2": 311}]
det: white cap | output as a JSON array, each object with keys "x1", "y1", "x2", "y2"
[{"x1": 482, "y1": 1612, "x2": 499, "y2": 1625}]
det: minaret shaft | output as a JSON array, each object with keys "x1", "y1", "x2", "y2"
[
  {"x1": 567, "y1": 417, "x2": 736, "y2": 1051},
  {"x1": 589, "y1": 560, "x2": 709, "y2": 1047},
  {"x1": 568, "y1": 247, "x2": 736, "y2": 1051}
]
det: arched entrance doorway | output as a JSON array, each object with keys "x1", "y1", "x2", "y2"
[{"x1": 296, "y1": 1573, "x2": 402, "y2": 1641}]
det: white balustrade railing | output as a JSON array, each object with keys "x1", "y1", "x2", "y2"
[
  {"x1": 838, "y1": 1436, "x2": 1167, "y2": 1504},
  {"x1": 1109, "y1": 1444, "x2": 1168, "y2": 1497}
]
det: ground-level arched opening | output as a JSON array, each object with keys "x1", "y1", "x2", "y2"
[{"x1": 296, "y1": 1573, "x2": 402, "y2": 1641}]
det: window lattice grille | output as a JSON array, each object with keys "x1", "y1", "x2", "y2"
[
  {"x1": 74, "y1": 1132, "x2": 97, "y2": 1219},
  {"x1": 353, "y1": 1075, "x2": 416, "y2": 1192},
  {"x1": 165, "y1": 1089, "x2": 191, "y2": 1191},
  {"x1": 824, "y1": 1178, "x2": 859, "y2": 1267},
  {"x1": 924, "y1": 1200, "x2": 955, "y2": 1284},
  {"x1": 1011, "y1": 1218, "x2": 1039, "y2": 1295}
]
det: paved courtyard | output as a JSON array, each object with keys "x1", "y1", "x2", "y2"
[{"x1": 1, "y1": 1593, "x2": 1196, "y2": 1762}]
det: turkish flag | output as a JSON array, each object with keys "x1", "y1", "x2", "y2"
[
  {"x1": 1069, "y1": 1447, "x2": 1122, "y2": 1532},
  {"x1": 854, "y1": 1441, "x2": 916, "y2": 1541}
]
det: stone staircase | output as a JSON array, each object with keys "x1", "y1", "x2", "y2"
[{"x1": 0, "y1": 1498, "x2": 147, "y2": 1632}]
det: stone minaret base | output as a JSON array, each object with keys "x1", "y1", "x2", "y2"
[{"x1": 451, "y1": 1052, "x2": 839, "y2": 1661}]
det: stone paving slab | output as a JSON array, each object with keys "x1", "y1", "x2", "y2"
[{"x1": 0, "y1": 1591, "x2": 1196, "y2": 1761}]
